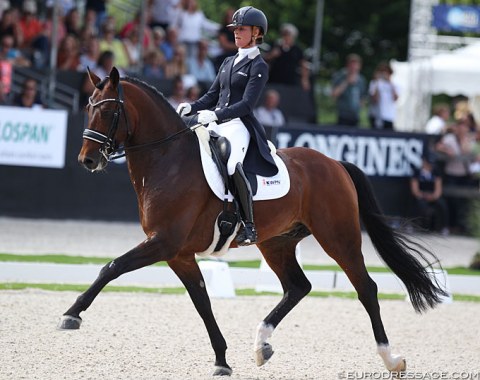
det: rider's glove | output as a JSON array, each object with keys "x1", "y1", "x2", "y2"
[
  {"x1": 197, "y1": 110, "x2": 218, "y2": 125},
  {"x1": 176, "y1": 102, "x2": 191, "y2": 116}
]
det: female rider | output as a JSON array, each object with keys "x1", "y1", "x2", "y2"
[{"x1": 177, "y1": 6, "x2": 277, "y2": 246}]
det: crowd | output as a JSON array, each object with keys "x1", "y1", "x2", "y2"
[{"x1": 0, "y1": 0, "x2": 308, "y2": 119}]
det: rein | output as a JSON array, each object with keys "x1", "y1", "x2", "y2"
[{"x1": 83, "y1": 80, "x2": 197, "y2": 161}]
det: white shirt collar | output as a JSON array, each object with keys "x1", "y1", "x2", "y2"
[{"x1": 237, "y1": 46, "x2": 259, "y2": 59}]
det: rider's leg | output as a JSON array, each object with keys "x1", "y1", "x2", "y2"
[{"x1": 232, "y1": 162, "x2": 257, "y2": 245}]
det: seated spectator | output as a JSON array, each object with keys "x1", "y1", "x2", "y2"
[
  {"x1": 142, "y1": 48, "x2": 165, "y2": 79},
  {"x1": 185, "y1": 84, "x2": 200, "y2": 102},
  {"x1": 148, "y1": 0, "x2": 180, "y2": 30},
  {"x1": 254, "y1": 89, "x2": 286, "y2": 129},
  {"x1": 160, "y1": 26, "x2": 179, "y2": 62},
  {"x1": 78, "y1": 35, "x2": 100, "y2": 72},
  {"x1": 122, "y1": 26, "x2": 142, "y2": 69},
  {"x1": 264, "y1": 23, "x2": 310, "y2": 91},
  {"x1": 86, "y1": 0, "x2": 108, "y2": 34},
  {"x1": 165, "y1": 43, "x2": 187, "y2": 79},
  {"x1": 426, "y1": 104, "x2": 450, "y2": 135},
  {"x1": 0, "y1": 8, "x2": 23, "y2": 48},
  {"x1": 409, "y1": 155, "x2": 449, "y2": 235},
  {"x1": 64, "y1": 7, "x2": 82, "y2": 38},
  {"x1": 19, "y1": 0, "x2": 43, "y2": 49},
  {"x1": 167, "y1": 75, "x2": 187, "y2": 110},
  {"x1": 119, "y1": 10, "x2": 153, "y2": 50},
  {"x1": 187, "y1": 39, "x2": 215, "y2": 85},
  {"x1": 99, "y1": 22, "x2": 129, "y2": 70},
  {"x1": 0, "y1": 80, "x2": 10, "y2": 105},
  {"x1": 0, "y1": 34, "x2": 29, "y2": 66},
  {"x1": 212, "y1": 7, "x2": 236, "y2": 71},
  {"x1": 12, "y1": 78, "x2": 44, "y2": 109},
  {"x1": 57, "y1": 34, "x2": 81, "y2": 71}
]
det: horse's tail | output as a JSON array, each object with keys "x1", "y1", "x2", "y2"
[{"x1": 340, "y1": 161, "x2": 448, "y2": 313}]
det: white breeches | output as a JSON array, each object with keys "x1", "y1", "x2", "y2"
[{"x1": 207, "y1": 118, "x2": 250, "y2": 175}]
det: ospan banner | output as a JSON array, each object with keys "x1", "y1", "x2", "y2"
[
  {"x1": 0, "y1": 106, "x2": 68, "y2": 168},
  {"x1": 276, "y1": 127, "x2": 427, "y2": 177}
]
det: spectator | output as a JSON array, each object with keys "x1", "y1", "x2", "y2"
[
  {"x1": 86, "y1": 0, "x2": 108, "y2": 34},
  {"x1": 142, "y1": 48, "x2": 165, "y2": 79},
  {"x1": 99, "y1": 22, "x2": 129, "y2": 70},
  {"x1": 12, "y1": 78, "x2": 44, "y2": 109},
  {"x1": 435, "y1": 118, "x2": 477, "y2": 233},
  {"x1": 187, "y1": 39, "x2": 215, "y2": 85},
  {"x1": 35, "y1": 6, "x2": 67, "y2": 68},
  {"x1": 119, "y1": 10, "x2": 153, "y2": 50},
  {"x1": 264, "y1": 23, "x2": 310, "y2": 91},
  {"x1": 64, "y1": 7, "x2": 82, "y2": 38},
  {"x1": 152, "y1": 26, "x2": 165, "y2": 49},
  {"x1": 172, "y1": 0, "x2": 219, "y2": 61},
  {"x1": 167, "y1": 75, "x2": 187, "y2": 109},
  {"x1": 0, "y1": 80, "x2": 9, "y2": 105},
  {"x1": 122, "y1": 26, "x2": 143, "y2": 69},
  {"x1": 82, "y1": 50, "x2": 125, "y2": 98},
  {"x1": 0, "y1": 34, "x2": 29, "y2": 66},
  {"x1": 426, "y1": 103, "x2": 450, "y2": 135},
  {"x1": 185, "y1": 84, "x2": 200, "y2": 102},
  {"x1": 331, "y1": 54, "x2": 367, "y2": 127},
  {"x1": 254, "y1": 89, "x2": 285, "y2": 129},
  {"x1": 213, "y1": 7, "x2": 237, "y2": 71},
  {"x1": 368, "y1": 61, "x2": 399, "y2": 130},
  {"x1": 78, "y1": 35, "x2": 100, "y2": 71},
  {"x1": 410, "y1": 155, "x2": 449, "y2": 235},
  {"x1": 165, "y1": 43, "x2": 187, "y2": 79},
  {"x1": 148, "y1": 0, "x2": 180, "y2": 30},
  {"x1": 57, "y1": 34, "x2": 81, "y2": 71},
  {"x1": 0, "y1": 8, "x2": 23, "y2": 48},
  {"x1": 160, "y1": 26, "x2": 179, "y2": 62},
  {"x1": 19, "y1": 0, "x2": 43, "y2": 49}
]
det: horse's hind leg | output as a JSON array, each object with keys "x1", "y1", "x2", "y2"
[
  {"x1": 168, "y1": 257, "x2": 231, "y2": 377},
  {"x1": 312, "y1": 223, "x2": 406, "y2": 372},
  {"x1": 254, "y1": 235, "x2": 312, "y2": 366},
  {"x1": 58, "y1": 236, "x2": 171, "y2": 329}
]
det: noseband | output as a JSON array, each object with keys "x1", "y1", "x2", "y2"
[{"x1": 83, "y1": 80, "x2": 129, "y2": 161}]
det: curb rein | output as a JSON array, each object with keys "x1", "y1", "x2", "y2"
[{"x1": 83, "y1": 79, "x2": 197, "y2": 161}]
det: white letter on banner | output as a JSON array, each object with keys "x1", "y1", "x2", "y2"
[
  {"x1": 386, "y1": 138, "x2": 405, "y2": 176},
  {"x1": 276, "y1": 132, "x2": 292, "y2": 149},
  {"x1": 365, "y1": 137, "x2": 387, "y2": 176},
  {"x1": 355, "y1": 137, "x2": 369, "y2": 172},
  {"x1": 315, "y1": 135, "x2": 333, "y2": 158},
  {"x1": 341, "y1": 135, "x2": 357, "y2": 164}
]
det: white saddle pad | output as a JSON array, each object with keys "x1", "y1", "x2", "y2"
[{"x1": 194, "y1": 126, "x2": 290, "y2": 202}]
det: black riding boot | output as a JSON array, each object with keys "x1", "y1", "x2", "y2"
[{"x1": 232, "y1": 162, "x2": 257, "y2": 246}]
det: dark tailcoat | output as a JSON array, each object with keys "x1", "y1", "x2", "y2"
[{"x1": 189, "y1": 51, "x2": 278, "y2": 177}]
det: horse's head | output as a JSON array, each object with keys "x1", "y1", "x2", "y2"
[{"x1": 78, "y1": 67, "x2": 130, "y2": 171}]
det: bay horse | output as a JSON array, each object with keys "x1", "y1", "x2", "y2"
[{"x1": 58, "y1": 67, "x2": 446, "y2": 377}]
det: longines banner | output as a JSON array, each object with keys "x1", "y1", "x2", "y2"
[
  {"x1": 0, "y1": 106, "x2": 68, "y2": 168},
  {"x1": 276, "y1": 127, "x2": 427, "y2": 177}
]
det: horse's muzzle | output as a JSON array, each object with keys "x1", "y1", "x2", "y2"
[{"x1": 78, "y1": 153, "x2": 106, "y2": 172}]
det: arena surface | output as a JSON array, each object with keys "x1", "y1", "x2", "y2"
[{"x1": 0, "y1": 217, "x2": 479, "y2": 379}]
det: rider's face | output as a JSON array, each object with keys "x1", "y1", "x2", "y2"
[{"x1": 233, "y1": 25, "x2": 254, "y2": 48}]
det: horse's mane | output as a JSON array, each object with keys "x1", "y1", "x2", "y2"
[{"x1": 122, "y1": 76, "x2": 178, "y2": 114}]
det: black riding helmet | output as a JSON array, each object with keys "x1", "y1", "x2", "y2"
[{"x1": 227, "y1": 6, "x2": 268, "y2": 40}]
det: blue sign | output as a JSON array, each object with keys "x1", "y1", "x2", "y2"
[{"x1": 432, "y1": 5, "x2": 480, "y2": 33}]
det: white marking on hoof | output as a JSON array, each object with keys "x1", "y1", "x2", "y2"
[
  {"x1": 254, "y1": 321, "x2": 274, "y2": 351},
  {"x1": 377, "y1": 344, "x2": 406, "y2": 372},
  {"x1": 57, "y1": 315, "x2": 82, "y2": 330}
]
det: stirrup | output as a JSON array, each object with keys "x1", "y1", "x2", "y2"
[{"x1": 236, "y1": 222, "x2": 257, "y2": 246}]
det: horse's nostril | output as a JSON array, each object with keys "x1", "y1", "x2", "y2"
[{"x1": 80, "y1": 156, "x2": 96, "y2": 170}]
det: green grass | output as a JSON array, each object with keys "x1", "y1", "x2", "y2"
[
  {"x1": 2, "y1": 253, "x2": 479, "y2": 276},
  {"x1": 2, "y1": 282, "x2": 479, "y2": 302}
]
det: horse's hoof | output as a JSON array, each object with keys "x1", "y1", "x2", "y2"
[
  {"x1": 57, "y1": 315, "x2": 82, "y2": 330},
  {"x1": 392, "y1": 358, "x2": 406, "y2": 373},
  {"x1": 255, "y1": 343, "x2": 274, "y2": 366},
  {"x1": 212, "y1": 365, "x2": 232, "y2": 376}
]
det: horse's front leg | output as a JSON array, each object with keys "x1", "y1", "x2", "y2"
[
  {"x1": 57, "y1": 236, "x2": 170, "y2": 329},
  {"x1": 168, "y1": 257, "x2": 232, "y2": 377}
]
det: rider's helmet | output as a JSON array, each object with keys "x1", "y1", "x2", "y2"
[{"x1": 227, "y1": 6, "x2": 268, "y2": 44}]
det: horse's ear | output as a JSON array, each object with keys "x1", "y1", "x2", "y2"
[
  {"x1": 109, "y1": 67, "x2": 120, "y2": 89},
  {"x1": 87, "y1": 67, "x2": 101, "y2": 87}
]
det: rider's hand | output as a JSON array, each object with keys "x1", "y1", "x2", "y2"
[
  {"x1": 197, "y1": 110, "x2": 218, "y2": 125},
  {"x1": 176, "y1": 102, "x2": 191, "y2": 116}
]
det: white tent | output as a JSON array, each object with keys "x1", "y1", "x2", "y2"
[{"x1": 392, "y1": 42, "x2": 480, "y2": 132}]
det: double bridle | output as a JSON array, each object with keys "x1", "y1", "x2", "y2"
[{"x1": 83, "y1": 79, "x2": 197, "y2": 162}]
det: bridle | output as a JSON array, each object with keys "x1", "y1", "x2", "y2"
[
  {"x1": 83, "y1": 80, "x2": 130, "y2": 161},
  {"x1": 82, "y1": 79, "x2": 198, "y2": 162}
]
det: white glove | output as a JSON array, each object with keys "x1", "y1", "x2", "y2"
[
  {"x1": 197, "y1": 110, "x2": 218, "y2": 125},
  {"x1": 176, "y1": 102, "x2": 191, "y2": 116}
]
